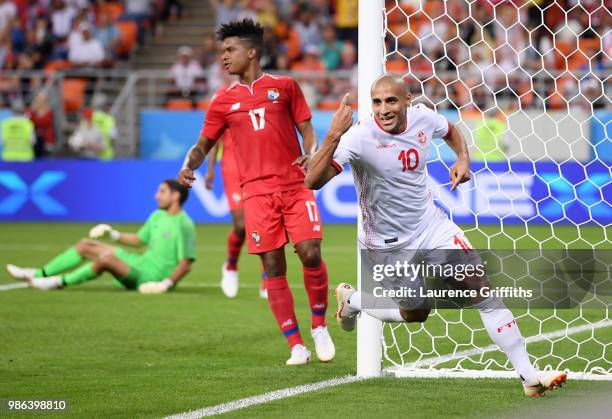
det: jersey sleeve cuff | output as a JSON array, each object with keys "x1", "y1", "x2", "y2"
[{"x1": 331, "y1": 160, "x2": 343, "y2": 173}]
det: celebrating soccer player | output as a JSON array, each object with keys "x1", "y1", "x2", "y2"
[
  {"x1": 306, "y1": 74, "x2": 567, "y2": 395},
  {"x1": 6, "y1": 179, "x2": 196, "y2": 294},
  {"x1": 179, "y1": 19, "x2": 334, "y2": 365}
]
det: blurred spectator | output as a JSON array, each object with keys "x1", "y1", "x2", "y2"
[
  {"x1": 1, "y1": 98, "x2": 35, "y2": 161},
  {"x1": 472, "y1": 109, "x2": 508, "y2": 163},
  {"x1": 11, "y1": 17, "x2": 27, "y2": 53},
  {"x1": 162, "y1": 0, "x2": 183, "y2": 21},
  {"x1": 124, "y1": 0, "x2": 152, "y2": 19},
  {"x1": 122, "y1": 0, "x2": 154, "y2": 44},
  {"x1": 26, "y1": 14, "x2": 53, "y2": 69},
  {"x1": 51, "y1": 0, "x2": 76, "y2": 40},
  {"x1": 319, "y1": 24, "x2": 344, "y2": 70},
  {"x1": 27, "y1": 90, "x2": 55, "y2": 157},
  {"x1": 170, "y1": 46, "x2": 203, "y2": 101},
  {"x1": 0, "y1": 0, "x2": 17, "y2": 36},
  {"x1": 68, "y1": 21, "x2": 104, "y2": 67},
  {"x1": 198, "y1": 33, "x2": 218, "y2": 70},
  {"x1": 334, "y1": 0, "x2": 357, "y2": 47},
  {"x1": 94, "y1": 12, "x2": 120, "y2": 61},
  {"x1": 254, "y1": 0, "x2": 277, "y2": 29},
  {"x1": 293, "y1": 3, "x2": 321, "y2": 53},
  {"x1": 0, "y1": 24, "x2": 11, "y2": 68},
  {"x1": 68, "y1": 107, "x2": 105, "y2": 159},
  {"x1": 292, "y1": 44, "x2": 324, "y2": 72},
  {"x1": 209, "y1": 0, "x2": 243, "y2": 27},
  {"x1": 91, "y1": 93, "x2": 116, "y2": 160},
  {"x1": 260, "y1": 26, "x2": 280, "y2": 69}
]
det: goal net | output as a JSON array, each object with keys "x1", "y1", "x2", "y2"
[{"x1": 356, "y1": 0, "x2": 611, "y2": 380}]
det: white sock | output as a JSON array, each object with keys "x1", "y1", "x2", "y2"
[
  {"x1": 476, "y1": 297, "x2": 538, "y2": 383},
  {"x1": 348, "y1": 291, "x2": 406, "y2": 323}
]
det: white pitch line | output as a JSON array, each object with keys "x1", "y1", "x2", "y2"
[
  {"x1": 167, "y1": 320, "x2": 612, "y2": 418},
  {"x1": 164, "y1": 375, "x2": 362, "y2": 419},
  {"x1": 0, "y1": 282, "x2": 29, "y2": 291}
]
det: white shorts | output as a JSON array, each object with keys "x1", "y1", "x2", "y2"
[{"x1": 362, "y1": 210, "x2": 481, "y2": 310}]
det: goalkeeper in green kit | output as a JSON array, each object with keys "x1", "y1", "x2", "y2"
[{"x1": 6, "y1": 179, "x2": 196, "y2": 294}]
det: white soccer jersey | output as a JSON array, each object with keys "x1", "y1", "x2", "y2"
[{"x1": 332, "y1": 104, "x2": 451, "y2": 249}]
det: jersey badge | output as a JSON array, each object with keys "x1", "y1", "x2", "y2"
[
  {"x1": 230, "y1": 102, "x2": 241, "y2": 111},
  {"x1": 267, "y1": 88, "x2": 280, "y2": 100},
  {"x1": 418, "y1": 130, "x2": 427, "y2": 144},
  {"x1": 251, "y1": 231, "x2": 261, "y2": 246}
]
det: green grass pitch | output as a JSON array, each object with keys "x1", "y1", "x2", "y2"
[{"x1": 0, "y1": 223, "x2": 610, "y2": 418}]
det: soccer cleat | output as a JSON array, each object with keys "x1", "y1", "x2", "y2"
[
  {"x1": 29, "y1": 276, "x2": 63, "y2": 291},
  {"x1": 6, "y1": 264, "x2": 37, "y2": 281},
  {"x1": 311, "y1": 326, "x2": 335, "y2": 362},
  {"x1": 335, "y1": 283, "x2": 358, "y2": 332},
  {"x1": 259, "y1": 282, "x2": 268, "y2": 299},
  {"x1": 523, "y1": 371, "x2": 567, "y2": 396},
  {"x1": 220, "y1": 263, "x2": 239, "y2": 298},
  {"x1": 285, "y1": 344, "x2": 311, "y2": 366}
]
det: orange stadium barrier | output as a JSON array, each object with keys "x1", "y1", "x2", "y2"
[
  {"x1": 166, "y1": 99, "x2": 193, "y2": 110},
  {"x1": 62, "y1": 78, "x2": 87, "y2": 112}
]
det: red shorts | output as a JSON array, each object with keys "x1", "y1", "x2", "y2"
[
  {"x1": 243, "y1": 188, "x2": 323, "y2": 254},
  {"x1": 221, "y1": 166, "x2": 242, "y2": 212}
]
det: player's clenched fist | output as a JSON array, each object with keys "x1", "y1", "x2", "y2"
[
  {"x1": 178, "y1": 168, "x2": 196, "y2": 188},
  {"x1": 329, "y1": 93, "x2": 353, "y2": 138},
  {"x1": 138, "y1": 279, "x2": 174, "y2": 294},
  {"x1": 89, "y1": 224, "x2": 120, "y2": 241}
]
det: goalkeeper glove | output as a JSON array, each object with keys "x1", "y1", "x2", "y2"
[
  {"x1": 89, "y1": 224, "x2": 120, "y2": 241},
  {"x1": 138, "y1": 279, "x2": 174, "y2": 294}
]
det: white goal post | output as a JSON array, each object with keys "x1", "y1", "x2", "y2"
[{"x1": 355, "y1": 0, "x2": 611, "y2": 381}]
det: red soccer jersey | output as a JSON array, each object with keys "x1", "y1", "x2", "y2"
[{"x1": 201, "y1": 73, "x2": 312, "y2": 199}]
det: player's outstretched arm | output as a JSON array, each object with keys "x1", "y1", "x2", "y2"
[
  {"x1": 305, "y1": 94, "x2": 353, "y2": 190},
  {"x1": 179, "y1": 135, "x2": 216, "y2": 188},
  {"x1": 89, "y1": 224, "x2": 144, "y2": 247},
  {"x1": 443, "y1": 123, "x2": 471, "y2": 191}
]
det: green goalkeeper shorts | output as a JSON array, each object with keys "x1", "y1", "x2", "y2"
[{"x1": 113, "y1": 248, "x2": 164, "y2": 290}]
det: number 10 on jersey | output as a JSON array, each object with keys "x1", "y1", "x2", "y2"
[{"x1": 249, "y1": 108, "x2": 265, "y2": 131}]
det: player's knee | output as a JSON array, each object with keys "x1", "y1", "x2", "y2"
[
  {"x1": 75, "y1": 239, "x2": 93, "y2": 254},
  {"x1": 95, "y1": 253, "x2": 117, "y2": 269},
  {"x1": 400, "y1": 308, "x2": 430, "y2": 323},
  {"x1": 298, "y1": 245, "x2": 321, "y2": 268}
]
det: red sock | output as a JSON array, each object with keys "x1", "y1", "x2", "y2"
[
  {"x1": 226, "y1": 229, "x2": 244, "y2": 271},
  {"x1": 303, "y1": 260, "x2": 329, "y2": 329},
  {"x1": 266, "y1": 276, "x2": 303, "y2": 348}
]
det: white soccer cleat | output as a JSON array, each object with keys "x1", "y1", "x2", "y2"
[
  {"x1": 311, "y1": 326, "x2": 335, "y2": 362},
  {"x1": 6, "y1": 264, "x2": 37, "y2": 281},
  {"x1": 285, "y1": 344, "x2": 311, "y2": 366},
  {"x1": 259, "y1": 282, "x2": 268, "y2": 299},
  {"x1": 335, "y1": 283, "x2": 358, "y2": 332},
  {"x1": 523, "y1": 371, "x2": 567, "y2": 396},
  {"x1": 220, "y1": 263, "x2": 239, "y2": 298},
  {"x1": 29, "y1": 276, "x2": 63, "y2": 290}
]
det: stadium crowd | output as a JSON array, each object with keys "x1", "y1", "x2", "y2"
[{"x1": 0, "y1": 0, "x2": 610, "y2": 160}]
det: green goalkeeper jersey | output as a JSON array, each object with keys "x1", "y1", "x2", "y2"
[{"x1": 136, "y1": 209, "x2": 197, "y2": 278}]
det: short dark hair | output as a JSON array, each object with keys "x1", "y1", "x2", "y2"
[
  {"x1": 163, "y1": 179, "x2": 189, "y2": 205},
  {"x1": 216, "y1": 18, "x2": 264, "y2": 56}
]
